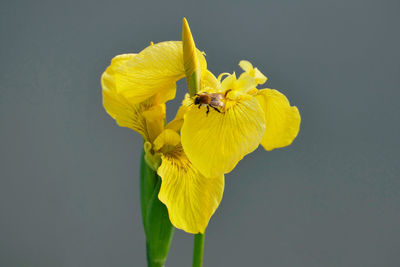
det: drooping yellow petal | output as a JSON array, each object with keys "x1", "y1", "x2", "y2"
[
  {"x1": 154, "y1": 85, "x2": 177, "y2": 105},
  {"x1": 256, "y1": 89, "x2": 301, "y2": 151},
  {"x1": 181, "y1": 94, "x2": 266, "y2": 177},
  {"x1": 157, "y1": 145, "x2": 224, "y2": 234},
  {"x1": 113, "y1": 41, "x2": 183, "y2": 104},
  {"x1": 108, "y1": 41, "x2": 208, "y2": 104},
  {"x1": 102, "y1": 54, "x2": 163, "y2": 140}
]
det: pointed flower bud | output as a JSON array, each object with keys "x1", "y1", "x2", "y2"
[{"x1": 182, "y1": 17, "x2": 201, "y2": 96}]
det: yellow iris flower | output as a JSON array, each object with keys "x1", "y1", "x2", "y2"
[
  {"x1": 181, "y1": 60, "x2": 301, "y2": 178},
  {"x1": 101, "y1": 19, "x2": 300, "y2": 234}
]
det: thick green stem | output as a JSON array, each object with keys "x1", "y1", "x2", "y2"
[
  {"x1": 146, "y1": 243, "x2": 166, "y2": 267},
  {"x1": 140, "y1": 149, "x2": 158, "y2": 229},
  {"x1": 192, "y1": 233, "x2": 205, "y2": 267},
  {"x1": 140, "y1": 149, "x2": 174, "y2": 267}
]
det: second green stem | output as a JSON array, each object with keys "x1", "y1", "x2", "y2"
[{"x1": 192, "y1": 233, "x2": 205, "y2": 267}]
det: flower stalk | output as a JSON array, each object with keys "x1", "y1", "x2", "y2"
[
  {"x1": 192, "y1": 233, "x2": 205, "y2": 267},
  {"x1": 140, "y1": 149, "x2": 174, "y2": 267}
]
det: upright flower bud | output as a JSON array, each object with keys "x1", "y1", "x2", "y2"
[{"x1": 182, "y1": 17, "x2": 201, "y2": 96}]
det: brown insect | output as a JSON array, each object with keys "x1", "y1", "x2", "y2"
[{"x1": 193, "y1": 92, "x2": 225, "y2": 115}]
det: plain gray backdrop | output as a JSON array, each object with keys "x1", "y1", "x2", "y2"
[{"x1": 1, "y1": 0, "x2": 399, "y2": 266}]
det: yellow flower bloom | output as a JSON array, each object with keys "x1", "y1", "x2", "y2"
[
  {"x1": 101, "y1": 18, "x2": 300, "y2": 234},
  {"x1": 181, "y1": 60, "x2": 301, "y2": 177}
]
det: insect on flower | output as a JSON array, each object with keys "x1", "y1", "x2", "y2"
[{"x1": 193, "y1": 92, "x2": 224, "y2": 115}]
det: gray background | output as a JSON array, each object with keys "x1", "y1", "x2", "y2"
[{"x1": 1, "y1": 0, "x2": 399, "y2": 266}]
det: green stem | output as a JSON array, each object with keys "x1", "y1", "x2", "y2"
[
  {"x1": 140, "y1": 148, "x2": 174, "y2": 267},
  {"x1": 147, "y1": 241, "x2": 167, "y2": 267},
  {"x1": 192, "y1": 233, "x2": 205, "y2": 267},
  {"x1": 140, "y1": 149, "x2": 158, "y2": 229}
]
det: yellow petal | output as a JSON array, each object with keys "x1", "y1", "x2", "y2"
[
  {"x1": 238, "y1": 60, "x2": 253, "y2": 72},
  {"x1": 144, "y1": 141, "x2": 161, "y2": 171},
  {"x1": 113, "y1": 41, "x2": 184, "y2": 104},
  {"x1": 219, "y1": 72, "x2": 237, "y2": 92},
  {"x1": 220, "y1": 72, "x2": 256, "y2": 97},
  {"x1": 101, "y1": 54, "x2": 166, "y2": 141},
  {"x1": 109, "y1": 41, "x2": 208, "y2": 104},
  {"x1": 238, "y1": 60, "x2": 267, "y2": 85},
  {"x1": 154, "y1": 85, "x2": 177, "y2": 105},
  {"x1": 201, "y1": 69, "x2": 220, "y2": 92},
  {"x1": 142, "y1": 104, "x2": 166, "y2": 142},
  {"x1": 165, "y1": 105, "x2": 187, "y2": 133},
  {"x1": 102, "y1": 55, "x2": 150, "y2": 138},
  {"x1": 157, "y1": 145, "x2": 224, "y2": 234},
  {"x1": 256, "y1": 89, "x2": 301, "y2": 151},
  {"x1": 165, "y1": 93, "x2": 195, "y2": 132},
  {"x1": 153, "y1": 129, "x2": 181, "y2": 153},
  {"x1": 181, "y1": 94, "x2": 266, "y2": 177}
]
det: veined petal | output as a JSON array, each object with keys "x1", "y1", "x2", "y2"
[
  {"x1": 256, "y1": 89, "x2": 301, "y2": 151},
  {"x1": 110, "y1": 41, "x2": 207, "y2": 104},
  {"x1": 114, "y1": 41, "x2": 183, "y2": 104},
  {"x1": 181, "y1": 94, "x2": 266, "y2": 177},
  {"x1": 101, "y1": 54, "x2": 166, "y2": 141},
  {"x1": 157, "y1": 145, "x2": 224, "y2": 234}
]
